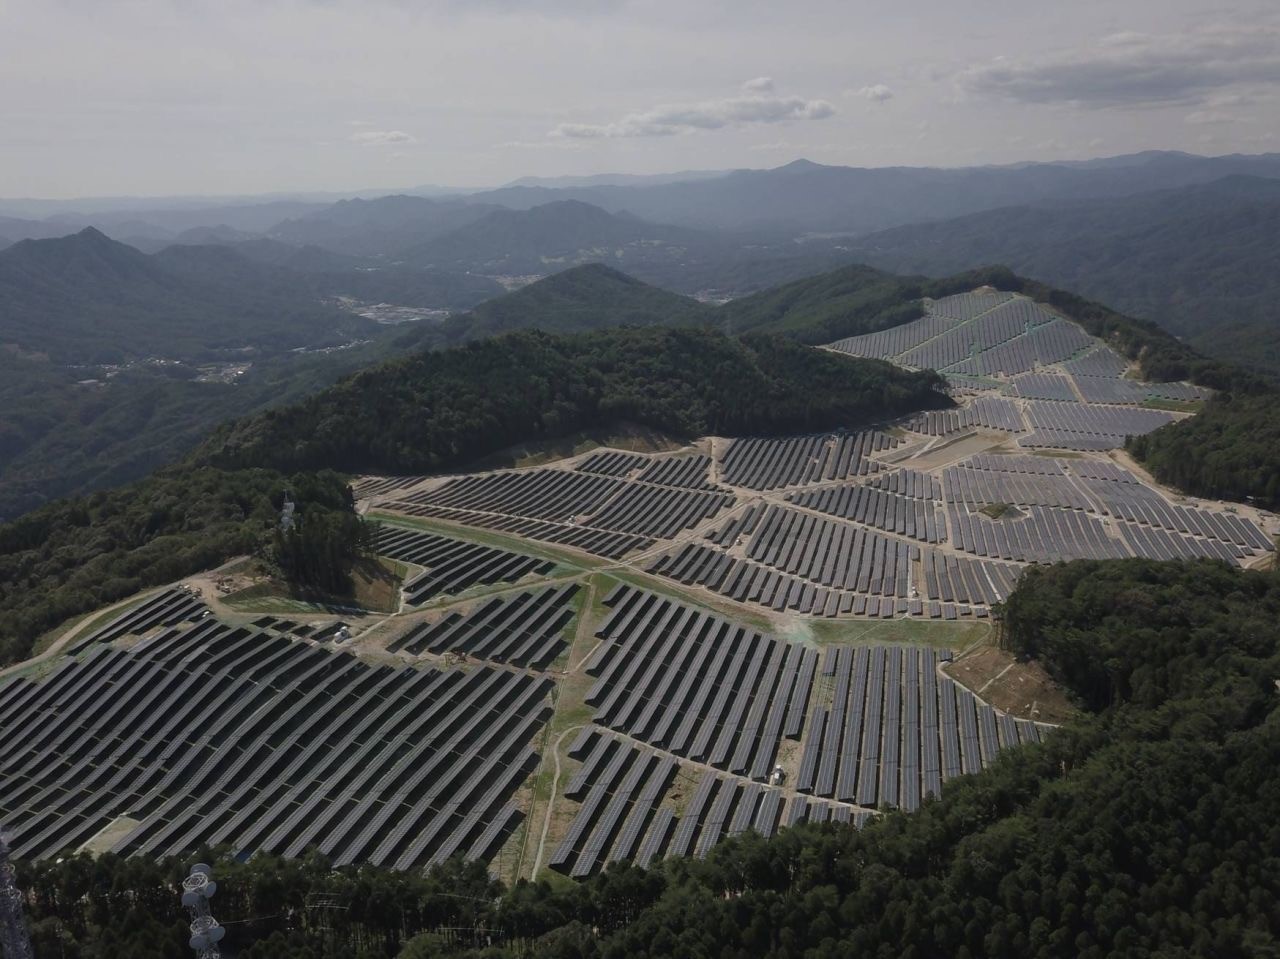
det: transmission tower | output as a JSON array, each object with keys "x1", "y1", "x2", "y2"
[
  {"x1": 181, "y1": 863, "x2": 225, "y2": 959},
  {"x1": 0, "y1": 827, "x2": 34, "y2": 959}
]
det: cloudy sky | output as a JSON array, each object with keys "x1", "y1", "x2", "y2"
[{"x1": 3, "y1": 0, "x2": 1279, "y2": 197}]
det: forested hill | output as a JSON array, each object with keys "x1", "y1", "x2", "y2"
[
  {"x1": 15, "y1": 559, "x2": 1280, "y2": 957},
  {"x1": 200, "y1": 326, "x2": 948, "y2": 474},
  {"x1": 395, "y1": 262, "x2": 715, "y2": 352},
  {"x1": 0, "y1": 228, "x2": 375, "y2": 364},
  {"x1": 1128, "y1": 391, "x2": 1280, "y2": 506}
]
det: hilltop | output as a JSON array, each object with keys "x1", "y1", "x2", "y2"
[
  {"x1": 397, "y1": 262, "x2": 715, "y2": 351},
  {"x1": 842, "y1": 175, "x2": 1280, "y2": 374}
]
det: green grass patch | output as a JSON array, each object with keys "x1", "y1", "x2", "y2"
[
  {"x1": 1141, "y1": 397, "x2": 1204, "y2": 413},
  {"x1": 30, "y1": 589, "x2": 162, "y2": 658},
  {"x1": 803, "y1": 617, "x2": 994, "y2": 650},
  {"x1": 979, "y1": 502, "x2": 1016, "y2": 519},
  {"x1": 1031, "y1": 449, "x2": 1084, "y2": 459},
  {"x1": 223, "y1": 556, "x2": 403, "y2": 615}
]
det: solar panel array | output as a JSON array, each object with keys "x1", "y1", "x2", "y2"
[
  {"x1": 948, "y1": 504, "x2": 1129, "y2": 563},
  {"x1": 1007, "y1": 372, "x2": 1077, "y2": 402},
  {"x1": 820, "y1": 291, "x2": 1209, "y2": 454},
  {"x1": 902, "y1": 396, "x2": 1026, "y2": 436},
  {"x1": 66, "y1": 587, "x2": 208, "y2": 655},
  {"x1": 352, "y1": 475, "x2": 432, "y2": 499},
  {"x1": 0, "y1": 620, "x2": 549, "y2": 867},
  {"x1": 585, "y1": 587, "x2": 817, "y2": 779},
  {"x1": 796, "y1": 646, "x2": 1042, "y2": 811},
  {"x1": 718, "y1": 431, "x2": 895, "y2": 490},
  {"x1": 827, "y1": 311, "x2": 961, "y2": 360},
  {"x1": 826, "y1": 293, "x2": 1071, "y2": 378},
  {"x1": 387, "y1": 467, "x2": 733, "y2": 559},
  {"x1": 921, "y1": 551, "x2": 1020, "y2": 608},
  {"x1": 1022, "y1": 401, "x2": 1179, "y2": 448},
  {"x1": 376, "y1": 526, "x2": 557, "y2": 604},
  {"x1": 549, "y1": 734, "x2": 867, "y2": 876},
  {"x1": 942, "y1": 456, "x2": 1094, "y2": 511},
  {"x1": 787, "y1": 483, "x2": 946, "y2": 543},
  {"x1": 737, "y1": 505, "x2": 915, "y2": 597},
  {"x1": 388, "y1": 585, "x2": 580, "y2": 669}
]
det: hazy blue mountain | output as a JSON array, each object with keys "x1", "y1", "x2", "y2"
[
  {"x1": 0, "y1": 215, "x2": 74, "y2": 245},
  {"x1": 0, "y1": 229, "x2": 376, "y2": 364},
  {"x1": 401, "y1": 199, "x2": 726, "y2": 271},
  {"x1": 466, "y1": 152, "x2": 1280, "y2": 234},
  {"x1": 266, "y1": 194, "x2": 505, "y2": 257},
  {"x1": 503, "y1": 169, "x2": 732, "y2": 189},
  {"x1": 395, "y1": 261, "x2": 715, "y2": 354}
]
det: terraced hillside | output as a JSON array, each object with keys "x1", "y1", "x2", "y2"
[{"x1": 1, "y1": 287, "x2": 1274, "y2": 885}]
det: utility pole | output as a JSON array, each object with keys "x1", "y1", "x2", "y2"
[
  {"x1": 181, "y1": 863, "x2": 225, "y2": 959},
  {"x1": 0, "y1": 827, "x2": 34, "y2": 959}
]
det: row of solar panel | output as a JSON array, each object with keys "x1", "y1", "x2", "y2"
[
  {"x1": 799, "y1": 645, "x2": 1043, "y2": 811},
  {"x1": 385, "y1": 502, "x2": 650, "y2": 560},
  {"x1": 787, "y1": 483, "x2": 947, "y2": 543},
  {"x1": 550, "y1": 733, "x2": 869, "y2": 877},
  {"x1": 577, "y1": 451, "x2": 718, "y2": 490},
  {"x1": 376, "y1": 525, "x2": 555, "y2": 605},
  {"x1": 388, "y1": 585, "x2": 579, "y2": 669},
  {"x1": 585, "y1": 587, "x2": 816, "y2": 780},
  {"x1": 0, "y1": 619, "x2": 546, "y2": 868},
  {"x1": 66, "y1": 587, "x2": 208, "y2": 655},
  {"x1": 718, "y1": 431, "x2": 894, "y2": 491},
  {"x1": 651, "y1": 540, "x2": 997, "y2": 619}
]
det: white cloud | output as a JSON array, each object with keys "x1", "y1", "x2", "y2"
[
  {"x1": 960, "y1": 26, "x2": 1280, "y2": 109},
  {"x1": 1184, "y1": 109, "x2": 1238, "y2": 125},
  {"x1": 551, "y1": 82, "x2": 835, "y2": 138},
  {"x1": 348, "y1": 129, "x2": 416, "y2": 146},
  {"x1": 852, "y1": 83, "x2": 894, "y2": 102},
  {"x1": 742, "y1": 76, "x2": 775, "y2": 93}
]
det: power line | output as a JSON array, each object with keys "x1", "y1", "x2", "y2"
[
  {"x1": 181, "y1": 863, "x2": 225, "y2": 959},
  {"x1": 0, "y1": 826, "x2": 33, "y2": 959}
]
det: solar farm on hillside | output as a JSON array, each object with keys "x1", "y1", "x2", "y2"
[{"x1": 2, "y1": 290, "x2": 1274, "y2": 883}]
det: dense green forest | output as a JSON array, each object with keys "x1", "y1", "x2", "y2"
[
  {"x1": 200, "y1": 326, "x2": 948, "y2": 475},
  {"x1": 0, "y1": 468, "x2": 354, "y2": 666},
  {"x1": 11, "y1": 558, "x2": 1280, "y2": 957},
  {"x1": 1128, "y1": 391, "x2": 1280, "y2": 507}
]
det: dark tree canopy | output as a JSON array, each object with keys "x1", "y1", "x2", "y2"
[{"x1": 200, "y1": 326, "x2": 949, "y2": 475}]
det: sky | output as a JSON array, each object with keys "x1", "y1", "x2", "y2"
[{"x1": 3, "y1": 0, "x2": 1280, "y2": 198}]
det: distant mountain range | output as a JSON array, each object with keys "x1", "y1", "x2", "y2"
[
  {"x1": 4, "y1": 150, "x2": 1279, "y2": 246},
  {"x1": 0, "y1": 228, "x2": 507, "y2": 365},
  {"x1": 464, "y1": 152, "x2": 1280, "y2": 233},
  {"x1": 265, "y1": 195, "x2": 506, "y2": 258}
]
